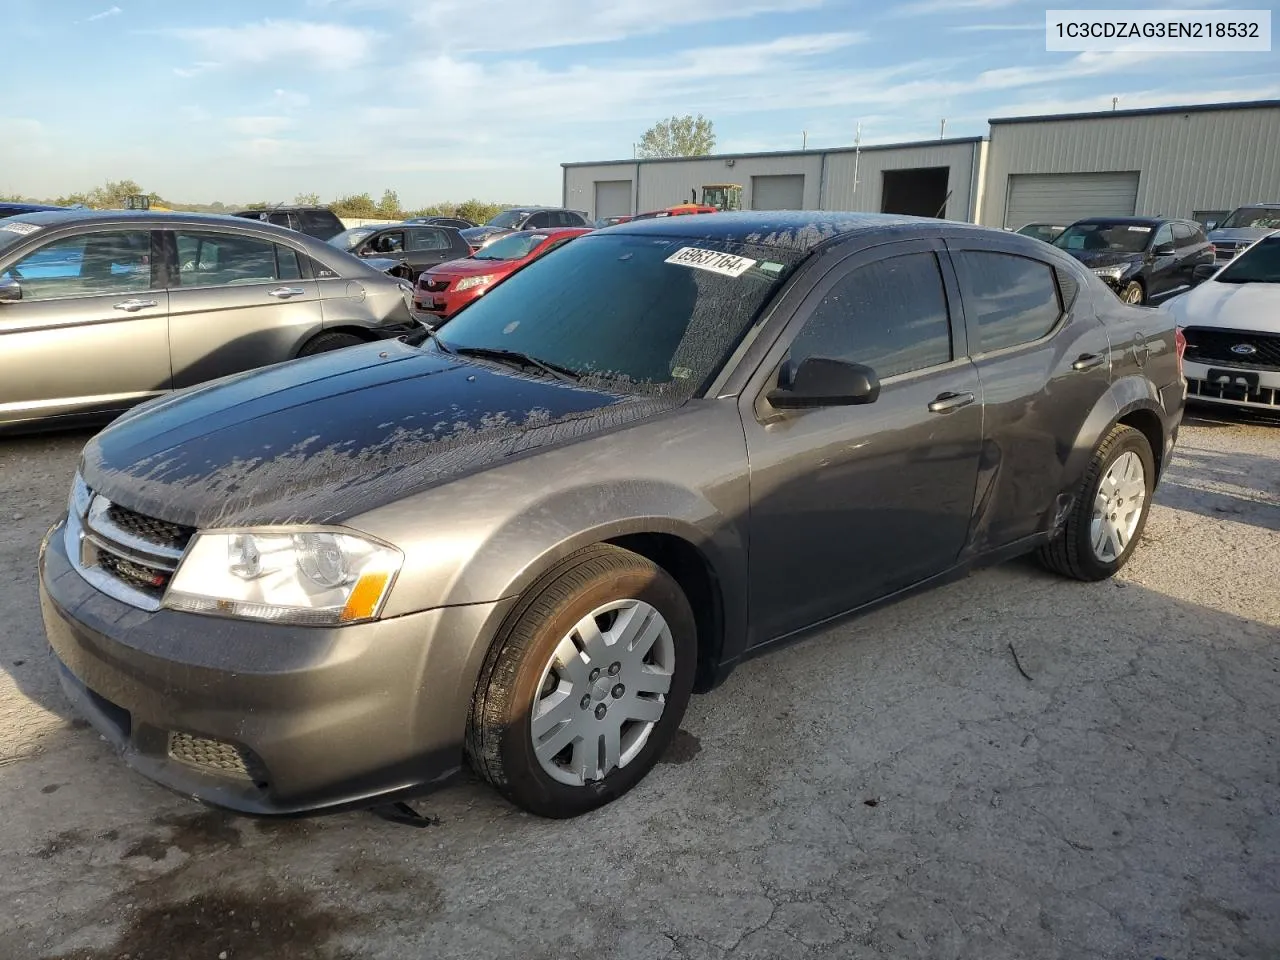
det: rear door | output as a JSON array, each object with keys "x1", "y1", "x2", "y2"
[
  {"x1": 164, "y1": 229, "x2": 324, "y2": 388},
  {"x1": 404, "y1": 228, "x2": 459, "y2": 278},
  {"x1": 742, "y1": 240, "x2": 982, "y2": 643},
  {"x1": 1147, "y1": 223, "x2": 1179, "y2": 300},
  {"x1": 945, "y1": 240, "x2": 1112, "y2": 551},
  {"x1": 0, "y1": 227, "x2": 169, "y2": 422}
]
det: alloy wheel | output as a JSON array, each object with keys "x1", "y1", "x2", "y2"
[
  {"x1": 530, "y1": 599, "x2": 675, "y2": 786},
  {"x1": 1091, "y1": 451, "x2": 1147, "y2": 562}
]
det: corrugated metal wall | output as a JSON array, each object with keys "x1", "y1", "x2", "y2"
[
  {"x1": 823, "y1": 141, "x2": 982, "y2": 220},
  {"x1": 562, "y1": 142, "x2": 985, "y2": 220},
  {"x1": 982, "y1": 105, "x2": 1280, "y2": 226}
]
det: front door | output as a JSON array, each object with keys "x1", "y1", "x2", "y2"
[
  {"x1": 166, "y1": 230, "x2": 324, "y2": 388},
  {"x1": 0, "y1": 228, "x2": 169, "y2": 423},
  {"x1": 1147, "y1": 223, "x2": 1179, "y2": 300},
  {"x1": 741, "y1": 241, "x2": 982, "y2": 645}
]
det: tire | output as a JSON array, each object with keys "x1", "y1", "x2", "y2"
[
  {"x1": 467, "y1": 544, "x2": 697, "y2": 818},
  {"x1": 1038, "y1": 424, "x2": 1155, "y2": 581},
  {"x1": 297, "y1": 332, "x2": 365, "y2": 356},
  {"x1": 1120, "y1": 280, "x2": 1145, "y2": 305}
]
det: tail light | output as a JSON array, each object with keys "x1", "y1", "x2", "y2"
[{"x1": 1175, "y1": 327, "x2": 1187, "y2": 377}]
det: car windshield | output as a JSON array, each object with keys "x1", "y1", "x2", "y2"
[
  {"x1": 1054, "y1": 222, "x2": 1153, "y2": 254},
  {"x1": 1214, "y1": 236, "x2": 1280, "y2": 284},
  {"x1": 436, "y1": 233, "x2": 801, "y2": 396},
  {"x1": 1018, "y1": 224, "x2": 1063, "y2": 242},
  {"x1": 1218, "y1": 207, "x2": 1280, "y2": 230},
  {"x1": 474, "y1": 233, "x2": 546, "y2": 260},
  {"x1": 327, "y1": 227, "x2": 376, "y2": 251},
  {"x1": 486, "y1": 210, "x2": 526, "y2": 229}
]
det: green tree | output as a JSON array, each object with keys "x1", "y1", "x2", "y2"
[
  {"x1": 51, "y1": 179, "x2": 165, "y2": 209},
  {"x1": 329, "y1": 192, "x2": 378, "y2": 218},
  {"x1": 375, "y1": 189, "x2": 403, "y2": 219},
  {"x1": 0, "y1": 192, "x2": 31, "y2": 202},
  {"x1": 456, "y1": 199, "x2": 505, "y2": 224},
  {"x1": 637, "y1": 114, "x2": 716, "y2": 159},
  {"x1": 294, "y1": 192, "x2": 321, "y2": 206}
]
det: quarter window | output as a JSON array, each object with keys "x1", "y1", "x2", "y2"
[
  {"x1": 953, "y1": 251, "x2": 1062, "y2": 353},
  {"x1": 789, "y1": 252, "x2": 952, "y2": 380},
  {"x1": 1, "y1": 230, "x2": 152, "y2": 301},
  {"x1": 175, "y1": 232, "x2": 300, "y2": 286}
]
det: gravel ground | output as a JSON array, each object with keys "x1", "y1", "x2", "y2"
[{"x1": 1, "y1": 408, "x2": 1277, "y2": 960}]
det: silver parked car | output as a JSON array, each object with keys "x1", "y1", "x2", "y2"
[{"x1": 0, "y1": 210, "x2": 420, "y2": 431}]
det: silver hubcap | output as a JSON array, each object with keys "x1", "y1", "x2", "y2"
[
  {"x1": 1091, "y1": 451, "x2": 1146, "y2": 562},
  {"x1": 1123, "y1": 284, "x2": 1143, "y2": 304},
  {"x1": 531, "y1": 599, "x2": 675, "y2": 786}
]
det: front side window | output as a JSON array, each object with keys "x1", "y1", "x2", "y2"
[
  {"x1": 1, "y1": 230, "x2": 152, "y2": 301},
  {"x1": 327, "y1": 227, "x2": 376, "y2": 251},
  {"x1": 174, "y1": 232, "x2": 296, "y2": 287},
  {"x1": 1152, "y1": 224, "x2": 1174, "y2": 250},
  {"x1": 407, "y1": 228, "x2": 449, "y2": 252},
  {"x1": 1219, "y1": 206, "x2": 1280, "y2": 230},
  {"x1": 368, "y1": 231, "x2": 405, "y2": 254},
  {"x1": 953, "y1": 251, "x2": 1062, "y2": 353},
  {"x1": 436, "y1": 233, "x2": 801, "y2": 395},
  {"x1": 788, "y1": 252, "x2": 952, "y2": 380}
]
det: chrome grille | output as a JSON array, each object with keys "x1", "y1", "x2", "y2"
[
  {"x1": 420, "y1": 277, "x2": 450, "y2": 293},
  {"x1": 168, "y1": 732, "x2": 268, "y2": 784},
  {"x1": 103, "y1": 503, "x2": 194, "y2": 552},
  {"x1": 1187, "y1": 376, "x2": 1280, "y2": 409}
]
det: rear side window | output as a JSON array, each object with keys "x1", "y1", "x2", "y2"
[
  {"x1": 407, "y1": 228, "x2": 450, "y2": 252},
  {"x1": 953, "y1": 251, "x2": 1062, "y2": 353},
  {"x1": 175, "y1": 232, "x2": 300, "y2": 286},
  {"x1": 1172, "y1": 223, "x2": 1197, "y2": 248},
  {"x1": 299, "y1": 210, "x2": 340, "y2": 235},
  {"x1": 789, "y1": 252, "x2": 953, "y2": 380}
]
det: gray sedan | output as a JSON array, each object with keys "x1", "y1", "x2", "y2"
[{"x1": 0, "y1": 210, "x2": 419, "y2": 431}]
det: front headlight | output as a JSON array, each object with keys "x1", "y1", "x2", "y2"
[
  {"x1": 165, "y1": 529, "x2": 402, "y2": 625},
  {"x1": 1091, "y1": 265, "x2": 1127, "y2": 281},
  {"x1": 455, "y1": 274, "x2": 495, "y2": 291}
]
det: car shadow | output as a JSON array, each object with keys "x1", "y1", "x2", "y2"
[{"x1": 1157, "y1": 429, "x2": 1280, "y2": 533}]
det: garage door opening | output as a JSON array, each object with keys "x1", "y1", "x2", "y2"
[
  {"x1": 881, "y1": 167, "x2": 950, "y2": 218},
  {"x1": 594, "y1": 180, "x2": 632, "y2": 219},
  {"x1": 750, "y1": 174, "x2": 805, "y2": 210}
]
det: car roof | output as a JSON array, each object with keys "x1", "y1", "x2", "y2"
[
  {"x1": 1070, "y1": 216, "x2": 1188, "y2": 227},
  {"x1": 607, "y1": 210, "x2": 955, "y2": 252},
  {"x1": 232, "y1": 205, "x2": 335, "y2": 214}
]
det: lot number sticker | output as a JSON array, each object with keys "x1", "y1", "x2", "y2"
[
  {"x1": 665, "y1": 246, "x2": 757, "y2": 278},
  {"x1": 0, "y1": 221, "x2": 41, "y2": 236}
]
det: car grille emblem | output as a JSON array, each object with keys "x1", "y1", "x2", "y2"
[{"x1": 1231, "y1": 343, "x2": 1258, "y2": 356}]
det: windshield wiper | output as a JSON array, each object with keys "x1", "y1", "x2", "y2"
[{"x1": 452, "y1": 346, "x2": 581, "y2": 383}]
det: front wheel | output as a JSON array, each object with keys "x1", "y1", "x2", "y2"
[
  {"x1": 1038, "y1": 424, "x2": 1155, "y2": 581},
  {"x1": 467, "y1": 544, "x2": 697, "y2": 818},
  {"x1": 1120, "y1": 280, "x2": 1145, "y2": 305},
  {"x1": 297, "y1": 331, "x2": 365, "y2": 356}
]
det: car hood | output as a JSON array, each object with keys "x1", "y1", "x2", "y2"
[
  {"x1": 1207, "y1": 227, "x2": 1274, "y2": 244},
  {"x1": 80, "y1": 341, "x2": 675, "y2": 529},
  {"x1": 1061, "y1": 249, "x2": 1144, "y2": 269},
  {"x1": 426, "y1": 257, "x2": 519, "y2": 279},
  {"x1": 1162, "y1": 279, "x2": 1280, "y2": 332},
  {"x1": 462, "y1": 226, "x2": 513, "y2": 243}
]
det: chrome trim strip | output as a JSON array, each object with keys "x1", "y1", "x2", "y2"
[
  {"x1": 85, "y1": 496, "x2": 186, "y2": 563},
  {"x1": 81, "y1": 529, "x2": 178, "y2": 572},
  {"x1": 64, "y1": 509, "x2": 163, "y2": 612}
]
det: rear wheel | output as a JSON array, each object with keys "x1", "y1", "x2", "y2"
[
  {"x1": 1120, "y1": 280, "x2": 1145, "y2": 305},
  {"x1": 1038, "y1": 424, "x2": 1155, "y2": 581},
  {"x1": 297, "y1": 331, "x2": 365, "y2": 356},
  {"x1": 467, "y1": 544, "x2": 696, "y2": 818}
]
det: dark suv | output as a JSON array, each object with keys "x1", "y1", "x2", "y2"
[
  {"x1": 1053, "y1": 216, "x2": 1215, "y2": 305},
  {"x1": 231, "y1": 206, "x2": 347, "y2": 241},
  {"x1": 40, "y1": 212, "x2": 1185, "y2": 819}
]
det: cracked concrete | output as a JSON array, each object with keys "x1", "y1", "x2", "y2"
[{"x1": 1, "y1": 408, "x2": 1278, "y2": 959}]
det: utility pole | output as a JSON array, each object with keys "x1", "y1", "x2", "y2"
[
  {"x1": 939, "y1": 118, "x2": 946, "y2": 140},
  {"x1": 1112, "y1": 97, "x2": 1118, "y2": 111},
  {"x1": 632, "y1": 142, "x2": 637, "y2": 158},
  {"x1": 802, "y1": 130, "x2": 807, "y2": 150}
]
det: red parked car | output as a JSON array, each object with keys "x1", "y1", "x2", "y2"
[{"x1": 414, "y1": 227, "x2": 591, "y2": 321}]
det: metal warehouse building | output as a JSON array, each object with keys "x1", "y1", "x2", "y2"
[{"x1": 562, "y1": 99, "x2": 1280, "y2": 229}]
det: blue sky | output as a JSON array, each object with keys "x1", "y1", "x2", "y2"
[{"x1": 3, "y1": 0, "x2": 1276, "y2": 205}]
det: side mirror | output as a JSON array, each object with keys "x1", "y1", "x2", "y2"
[
  {"x1": 767, "y1": 357, "x2": 880, "y2": 409},
  {"x1": 1153, "y1": 242, "x2": 1176, "y2": 256},
  {"x1": 1192, "y1": 263, "x2": 1218, "y2": 285},
  {"x1": 0, "y1": 277, "x2": 21, "y2": 303},
  {"x1": 1204, "y1": 220, "x2": 1218, "y2": 231}
]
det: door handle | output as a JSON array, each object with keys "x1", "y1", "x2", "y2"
[
  {"x1": 1071, "y1": 352, "x2": 1107, "y2": 371},
  {"x1": 268, "y1": 286, "x2": 306, "y2": 299},
  {"x1": 928, "y1": 391, "x2": 975, "y2": 413},
  {"x1": 113, "y1": 298, "x2": 158, "y2": 312}
]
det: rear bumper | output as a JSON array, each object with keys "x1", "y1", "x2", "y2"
[
  {"x1": 1184, "y1": 359, "x2": 1280, "y2": 410},
  {"x1": 39, "y1": 517, "x2": 511, "y2": 815}
]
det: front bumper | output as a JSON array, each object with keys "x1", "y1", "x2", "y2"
[
  {"x1": 412, "y1": 285, "x2": 483, "y2": 321},
  {"x1": 1184, "y1": 359, "x2": 1280, "y2": 410},
  {"x1": 39, "y1": 516, "x2": 511, "y2": 815}
]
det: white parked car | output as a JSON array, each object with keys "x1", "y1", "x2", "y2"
[{"x1": 1163, "y1": 232, "x2": 1280, "y2": 411}]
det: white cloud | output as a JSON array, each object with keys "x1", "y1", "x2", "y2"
[
  {"x1": 167, "y1": 19, "x2": 379, "y2": 69},
  {"x1": 891, "y1": 0, "x2": 1021, "y2": 15},
  {"x1": 273, "y1": 89, "x2": 310, "y2": 110},
  {"x1": 85, "y1": 5, "x2": 121, "y2": 22},
  {"x1": 173, "y1": 61, "x2": 218, "y2": 78},
  {"x1": 226, "y1": 115, "x2": 297, "y2": 136},
  {"x1": 326, "y1": 0, "x2": 824, "y2": 53}
]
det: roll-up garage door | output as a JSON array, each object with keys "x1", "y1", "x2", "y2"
[
  {"x1": 594, "y1": 180, "x2": 632, "y2": 219},
  {"x1": 1004, "y1": 172, "x2": 1139, "y2": 229},
  {"x1": 751, "y1": 174, "x2": 805, "y2": 210}
]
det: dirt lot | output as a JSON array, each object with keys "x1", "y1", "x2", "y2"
[{"x1": 1, "y1": 408, "x2": 1277, "y2": 960}]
